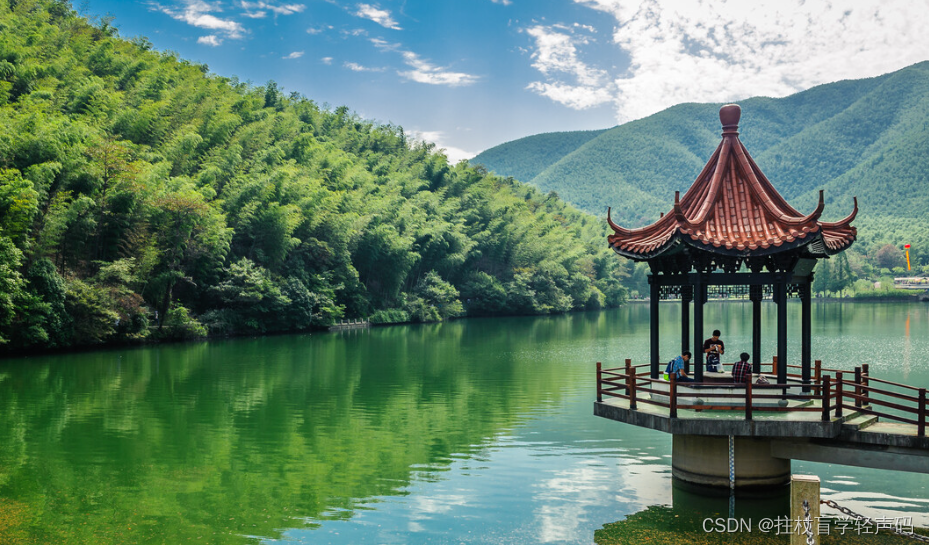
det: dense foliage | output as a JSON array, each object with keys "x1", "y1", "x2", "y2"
[
  {"x1": 473, "y1": 63, "x2": 929, "y2": 276},
  {"x1": 0, "y1": 0, "x2": 628, "y2": 351},
  {"x1": 470, "y1": 128, "x2": 607, "y2": 187}
]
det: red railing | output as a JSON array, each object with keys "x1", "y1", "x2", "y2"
[{"x1": 596, "y1": 359, "x2": 927, "y2": 436}]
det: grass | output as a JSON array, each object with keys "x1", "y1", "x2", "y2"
[{"x1": 595, "y1": 505, "x2": 928, "y2": 545}]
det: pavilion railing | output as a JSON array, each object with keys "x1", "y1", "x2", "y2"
[{"x1": 596, "y1": 360, "x2": 927, "y2": 437}]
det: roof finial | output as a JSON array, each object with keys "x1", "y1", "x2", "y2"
[{"x1": 720, "y1": 104, "x2": 741, "y2": 135}]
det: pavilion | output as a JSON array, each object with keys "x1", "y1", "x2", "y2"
[{"x1": 607, "y1": 104, "x2": 858, "y2": 386}]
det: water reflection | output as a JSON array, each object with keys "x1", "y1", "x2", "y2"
[
  {"x1": 0, "y1": 302, "x2": 927, "y2": 544},
  {"x1": 904, "y1": 312, "x2": 912, "y2": 379}
]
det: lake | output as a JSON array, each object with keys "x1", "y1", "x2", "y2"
[{"x1": 1, "y1": 301, "x2": 928, "y2": 544}]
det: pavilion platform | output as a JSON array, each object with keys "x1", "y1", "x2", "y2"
[{"x1": 595, "y1": 360, "x2": 929, "y2": 487}]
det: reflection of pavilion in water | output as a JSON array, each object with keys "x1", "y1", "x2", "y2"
[
  {"x1": 905, "y1": 312, "x2": 911, "y2": 381},
  {"x1": 596, "y1": 104, "x2": 929, "y2": 491}
]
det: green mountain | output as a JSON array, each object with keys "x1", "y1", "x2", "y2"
[
  {"x1": 0, "y1": 0, "x2": 628, "y2": 352},
  {"x1": 471, "y1": 63, "x2": 929, "y2": 264},
  {"x1": 469, "y1": 128, "x2": 607, "y2": 185}
]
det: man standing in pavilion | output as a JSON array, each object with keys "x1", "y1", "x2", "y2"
[{"x1": 703, "y1": 329, "x2": 725, "y2": 373}]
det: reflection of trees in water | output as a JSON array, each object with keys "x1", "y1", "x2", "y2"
[
  {"x1": 3, "y1": 304, "x2": 925, "y2": 543},
  {"x1": 0, "y1": 321, "x2": 579, "y2": 544}
]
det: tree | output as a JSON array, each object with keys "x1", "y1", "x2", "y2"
[
  {"x1": 63, "y1": 278, "x2": 119, "y2": 345},
  {"x1": 461, "y1": 272, "x2": 506, "y2": 315},
  {"x1": 148, "y1": 189, "x2": 231, "y2": 325},
  {"x1": 875, "y1": 244, "x2": 905, "y2": 270},
  {"x1": 828, "y1": 253, "x2": 854, "y2": 295},
  {"x1": 84, "y1": 138, "x2": 143, "y2": 261},
  {"x1": 405, "y1": 271, "x2": 463, "y2": 322},
  {"x1": 204, "y1": 258, "x2": 291, "y2": 333},
  {"x1": 0, "y1": 169, "x2": 39, "y2": 245},
  {"x1": 0, "y1": 235, "x2": 28, "y2": 344},
  {"x1": 12, "y1": 258, "x2": 69, "y2": 348},
  {"x1": 812, "y1": 259, "x2": 832, "y2": 295}
]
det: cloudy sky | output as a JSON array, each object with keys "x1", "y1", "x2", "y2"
[{"x1": 84, "y1": 0, "x2": 929, "y2": 162}]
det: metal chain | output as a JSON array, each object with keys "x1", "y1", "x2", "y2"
[
  {"x1": 728, "y1": 435, "x2": 735, "y2": 492},
  {"x1": 802, "y1": 500, "x2": 815, "y2": 545},
  {"x1": 821, "y1": 499, "x2": 929, "y2": 543}
]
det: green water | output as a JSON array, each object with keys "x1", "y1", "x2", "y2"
[{"x1": 1, "y1": 302, "x2": 928, "y2": 544}]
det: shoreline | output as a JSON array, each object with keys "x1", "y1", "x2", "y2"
[
  {"x1": 4, "y1": 297, "x2": 927, "y2": 358},
  {"x1": 627, "y1": 294, "x2": 928, "y2": 303}
]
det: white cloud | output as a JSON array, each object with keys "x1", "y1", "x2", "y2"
[
  {"x1": 491, "y1": 0, "x2": 513, "y2": 5},
  {"x1": 524, "y1": 24, "x2": 613, "y2": 109},
  {"x1": 240, "y1": 1, "x2": 305, "y2": 16},
  {"x1": 154, "y1": 0, "x2": 246, "y2": 40},
  {"x1": 307, "y1": 25, "x2": 333, "y2": 34},
  {"x1": 154, "y1": 0, "x2": 245, "y2": 39},
  {"x1": 355, "y1": 3, "x2": 401, "y2": 30},
  {"x1": 321, "y1": 56, "x2": 333, "y2": 64},
  {"x1": 369, "y1": 37, "x2": 396, "y2": 50},
  {"x1": 525, "y1": 0, "x2": 929, "y2": 124},
  {"x1": 371, "y1": 39, "x2": 479, "y2": 86},
  {"x1": 197, "y1": 34, "x2": 222, "y2": 46},
  {"x1": 154, "y1": 1, "x2": 305, "y2": 41},
  {"x1": 399, "y1": 51, "x2": 479, "y2": 86},
  {"x1": 283, "y1": 50, "x2": 304, "y2": 59},
  {"x1": 526, "y1": 81, "x2": 614, "y2": 109},
  {"x1": 344, "y1": 61, "x2": 384, "y2": 72},
  {"x1": 409, "y1": 130, "x2": 476, "y2": 163},
  {"x1": 526, "y1": 25, "x2": 607, "y2": 87}
]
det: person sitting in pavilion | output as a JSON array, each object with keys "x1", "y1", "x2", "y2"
[
  {"x1": 731, "y1": 352, "x2": 752, "y2": 385},
  {"x1": 664, "y1": 351, "x2": 694, "y2": 382},
  {"x1": 703, "y1": 329, "x2": 725, "y2": 373}
]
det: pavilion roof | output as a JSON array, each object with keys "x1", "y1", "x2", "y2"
[{"x1": 607, "y1": 104, "x2": 857, "y2": 261}]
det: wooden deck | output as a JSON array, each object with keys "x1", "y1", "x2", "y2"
[{"x1": 595, "y1": 358, "x2": 929, "y2": 472}]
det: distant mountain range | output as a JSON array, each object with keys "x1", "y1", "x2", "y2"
[{"x1": 471, "y1": 61, "x2": 929, "y2": 254}]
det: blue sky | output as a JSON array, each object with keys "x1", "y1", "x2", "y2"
[{"x1": 81, "y1": 0, "x2": 929, "y2": 162}]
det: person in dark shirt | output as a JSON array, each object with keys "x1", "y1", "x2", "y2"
[
  {"x1": 703, "y1": 329, "x2": 725, "y2": 372},
  {"x1": 731, "y1": 352, "x2": 752, "y2": 384}
]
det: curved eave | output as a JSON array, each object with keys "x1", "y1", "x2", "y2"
[
  {"x1": 609, "y1": 237, "x2": 681, "y2": 261},
  {"x1": 818, "y1": 197, "x2": 859, "y2": 255},
  {"x1": 609, "y1": 228, "x2": 825, "y2": 260}
]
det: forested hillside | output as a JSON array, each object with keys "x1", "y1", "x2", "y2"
[
  {"x1": 468, "y1": 128, "x2": 607, "y2": 187},
  {"x1": 0, "y1": 0, "x2": 628, "y2": 352},
  {"x1": 472, "y1": 63, "x2": 929, "y2": 270}
]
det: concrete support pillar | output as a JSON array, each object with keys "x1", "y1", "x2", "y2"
[
  {"x1": 671, "y1": 435, "x2": 790, "y2": 489},
  {"x1": 790, "y1": 475, "x2": 820, "y2": 545}
]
